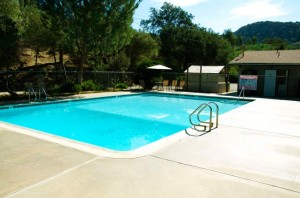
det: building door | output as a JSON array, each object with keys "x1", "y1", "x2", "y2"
[
  {"x1": 264, "y1": 70, "x2": 276, "y2": 97},
  {"x1": 277, "y1": 70, "x2": 288, "y2": 97}
]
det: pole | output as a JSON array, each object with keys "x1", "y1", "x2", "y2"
[{"x1": 199, "y1": 65, "x2": 202, "y2": 92}]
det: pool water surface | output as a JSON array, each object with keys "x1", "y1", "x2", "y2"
[{"x1": 0, "y1": 93, "x2": 250, "y2": 151}]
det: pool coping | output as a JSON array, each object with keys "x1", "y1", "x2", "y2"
[
  {"x1": 0, "y1": 91, "x2": 253, "y2": 158},
  {"x1": 0, "y1": 121, "x2": 190, "y2": 158},
  {"x1": 0, "y1": 91, "x2": 253, "y2": 109}
]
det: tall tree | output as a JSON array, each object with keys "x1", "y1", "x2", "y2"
[
  {"x1": 0, "y1": 15, "x2": 20, "y2": 96},
  {"x1": 264, "y1": 38, "x2": 288, "y2": 50},
  {"x1": 127, "y1": 31, "x2": 159, "y2": 70},
  {"x1": 222, "y1": 29, "x2": 241, "y2": 46},
  {"x1": 0, "y1": 16, "x2": 19, "y2": 69},
  {"x1": 140, "y1": 2, "x2": 195, "y2": 34},
  {"x1": 20, "y1": 2, "x2": 54, "y2": 65},
  {"x1": 37, "y1": 0, "x2": 72, "y2": 81},
  {"x1": 0, "y1": 0, "x2": 21, "y2": 21},
  {"x1": 0, "y1": 0, "x2": 20, "y2": 70},
  {"x1": 160, "y1": 26, "x2": 232, "y2": 71},
  {"x1": 38, "y1": 0, "x2": 141, "y2": 83}
]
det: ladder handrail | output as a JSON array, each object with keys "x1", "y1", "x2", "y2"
[
  {"x1": 26, "y1": 87, "x2": 37, "y2": 102},
  {"x1": 207, "y1": 102, "x2": 219, "y2": 128},
  {"x1": 38, "y1": 87, "x2": 48, "y2": 100},
  {"x1": 38, "y1": 82, "x2": 48, "y2": 101},
  {"x1": 196, "y1": 104, "x2": 212, "y2": 126},
  {"x1": 238, "y1": 87, "x2": 245, "y2": 100},
  {"x1": 189, "y1": 103, "x2": 208, "y2": 125},
  {"x1": 189, "y1": 102, "x2": 219, "y2": 132},
  {"x1": 25, "y1": 82, "x2": 37, "y2": 102}
]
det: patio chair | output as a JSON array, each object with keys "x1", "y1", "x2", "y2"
[
  {"x1": 171, "y1": 80, "x2": 178, "y2": 91},
  {"x1": 162, "y1": 80, "x2": 170, "y2": 91},
  {"x1": 178, "y1": 80, "x2": 185, "y2": 90}
]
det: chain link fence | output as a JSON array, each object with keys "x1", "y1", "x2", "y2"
[
  {"x1": 1, "y1": 71, "x2": 293, "y2": 97},
  {"x1": 0, "y1": 70, "x2": 186, "y2": 94},
  {"x1": 0, "y1": 70, "x2": 138, "y2": 93}
]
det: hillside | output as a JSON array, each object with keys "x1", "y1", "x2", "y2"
[
  {"x1": 18, "y1": 48, "x2": 72, "y2": 69},
  {"x1": 235, "y1": 21, "x2": 300, "y2": 44}
]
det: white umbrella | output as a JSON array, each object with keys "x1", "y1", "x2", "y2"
[{"x1": 147, "y1": 65, "x2": 172, "y2": 70}]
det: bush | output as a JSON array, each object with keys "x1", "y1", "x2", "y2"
[
  {"x1": 96, "y1": 84, "x2": 105, "y2": 91},
  {"x1": 115, "y1": 83, "x2": 128, "y2": 89},
  {"x1": 81, "y1": 80, "x2": 97, "y2": 91},
  {"x1": 54, "y1": 80, "x2": 102, "y2": 94},
  {"x1": 73, "y1": 84, "x2": 82, "y2": 93}
]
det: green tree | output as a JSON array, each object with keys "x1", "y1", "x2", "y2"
[
  {"x1": 222, "y1": 29, "x2": 241, "y2": 46},
  {"x1": 20, "y1": 3, "x2": 53, "y2": 65},
  {"x1": 0, "y1": 0, "x2": 22, "y2": 96},
  {"x1": 0, "y1": 0, "x2": 20, "y2": 69},
  {"x1": 0, "y1": 16, "x2": 19, "y2": 69},
  {"x1": 109, "y1": 50, "x2": 131, "y2": 71},
  {"x1": 0, "y1": 15, "x2": 19, "y2": 96},
  {"x1": 160, "y1": 26, "x2": 232, "y2": 71},
  {"x1": 264, "y1": 38, "x2": 288, "y2": 50},
  {"x1": 0, "y1": 0, "x2": 21, "y2": 22},
  {"x1": 37, "y1": 0, "x2": 74, "y2": 81},
  {"x1": 140, "y1": 2, "x2": 195, "y2": 34},
  {"x1": 38, "y1": 0, "x2": 141, "y2": 83},
  {"x1": 141, "y1": 3, "x2": 232, "y2": 71},
  {"x1": 127, "y1": 31, "x2": 159, "y2": 70}
]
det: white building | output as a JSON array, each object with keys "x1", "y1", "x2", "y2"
[{"x1": 184, "y1": 65, "x2": 227, "y2": 93}]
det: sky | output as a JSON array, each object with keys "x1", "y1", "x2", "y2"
[{"x1": 133, "y1": 0, "x2": 300, "y2": 34}]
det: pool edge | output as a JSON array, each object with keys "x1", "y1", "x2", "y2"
[
  {"x1": 0, "y1": 121, "x2": 188, "y2": 159},
  {"x1": 0, "y1": 92, "x2": 254, "y2": 158}
]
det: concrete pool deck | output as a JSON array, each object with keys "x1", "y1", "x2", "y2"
[{"x1": 0, "y1": 91, "x2": 300, "y2": 197}]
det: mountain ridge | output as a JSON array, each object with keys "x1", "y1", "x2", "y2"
[{"x1": 234, "y1": 21, "x2": 300, "y2": 44}]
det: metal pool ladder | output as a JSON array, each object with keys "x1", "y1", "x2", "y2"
[
  {"x1": 189, "y1": 102, "x2": 219, "y2": 132},
  {"x1": 238, "y1": 87, "x2": 245, "y2": 101},
  {"x1": 38, "y1": 82, "x2": 48, "y2": 101},
  {"x1": 25, "y1": 82, "x2": 37, "y2": 102}
]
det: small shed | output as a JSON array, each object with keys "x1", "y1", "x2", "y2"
[
  {"x1": 230, "y1": 50, "x2": 300, "y2": 97},
  {"x1": 184, "y1": 65, "x2": 227, "y2": 93}
]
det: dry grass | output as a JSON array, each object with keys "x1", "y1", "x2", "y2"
[{"x1": 20, "y1": 48, "x2": 71, "y2": 67}]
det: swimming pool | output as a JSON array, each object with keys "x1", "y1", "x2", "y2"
[{"x1": 0, "y1": 93, "x2": 250, "y2": 151}]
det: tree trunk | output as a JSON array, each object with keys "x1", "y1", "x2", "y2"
[
  {"x1": 53, "y1": 48, "x2": 57, "y2": 63},
  {"x1": 35, "y1": 48, "x2": 39, "y2": 66},
  {"x1": 59, "y1": 50, "x2": 67, "y2": 82},
  {"x1": 76, "y1": 42, "x2": 86, "y2": 84},
  {"x1": 77, "y1": 57, "x2": 84, "y2": 84}
]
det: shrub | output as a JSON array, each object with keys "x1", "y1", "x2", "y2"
[
  {"x1": 96, "y1": 84, "x2": 105, "y2": 91},
  {"x1": 73, "y1": 84, "x2": 82, "y2": 93},
  {"x1": 115, "y1": 83, "x2": 128, "y2": 89},
  {"x1": 54, "y1": 80, "x2": 102, "y2": 94},
  {"x1": 81, "y1": 80, "x2": 96, "y2": 91}
]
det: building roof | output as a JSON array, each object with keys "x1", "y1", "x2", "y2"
[
  {"x1": 230, "y1": 50, "x2": 300, "y2": 65},
  {"x1": 184, "y1": 65, "x2": 225, "y2": 74}
]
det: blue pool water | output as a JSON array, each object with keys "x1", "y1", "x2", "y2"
[{"x1": 0, "y1": 93, "x2": 250, "y2": 151}]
